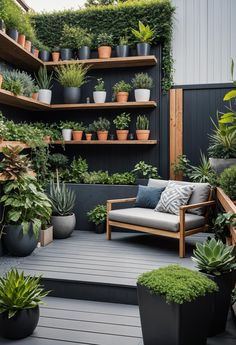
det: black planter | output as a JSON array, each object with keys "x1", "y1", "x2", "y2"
[
  {"x1": 135, "y1": 178, "x2": 148, "y2": 186},
  {"x1": 137, "y1": 284, "x2": 211, "y2": 345},
  {"x1": 95, "y1": 223, "x2": 106, "y2": 234},
  {"x1": 207, "y1": 271, "x2": 236, "y2": 336},
  {"x1": 64, "y1": 87, "x2": 81, "y2": 104},
  {"x1": 39, "y1": 49, "x2": 50, "y2": 62},
  {"x1": 78, "y1": 46, "x2": 90, "y2": 60},
  {"x1": 60, "y1": 48, "x2": 73, "y2": 61},
  {"x1": 3, "y1": 224, "x2": 39, "y2": 257},
  {"x1": 116, "y1": 45, "x2": 129, "y2": 57},
  {"x1": 0, "y1": 19, "x2": 6, "y2": 32},
  {"x1": 136, "y1": 43, "x2": 151, "y2": 56},
  {"x1": 0, "y1": 306, "x2": 39, "y2": 339},
  {"x1": 7, "y1": 28, "x2": 18, "y2": 41}
]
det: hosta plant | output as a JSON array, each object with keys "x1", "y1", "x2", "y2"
[{"x1": 192, "y1": 238, "x2": 236, "y2": 276}]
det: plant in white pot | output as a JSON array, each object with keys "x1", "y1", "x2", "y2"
[
  {"x1": 93, "y1": 78, "x2": 106, "y2": 103},
  {"x1": 132, "y1": 72, "x2": 153, "y2": 102},
  {"x1": 60, "y1": 121, "x2": 77, "y2": 141},
  {"x1": 136, "y1": 115, "x2": 150, "y2": 140},
  {"x1": 35, "y1": 66, "x2": 53, "y2": 104},
  {"x1": 113, "y1": 112, "x2": 131, "y2": 140}
]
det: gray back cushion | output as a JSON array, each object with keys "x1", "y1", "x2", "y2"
[{"x1": 148, "y1": 179, "x2": 210, "y2": 215}]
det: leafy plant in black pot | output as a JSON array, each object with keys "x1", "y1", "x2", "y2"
[
  {"x1": 192, "y1": 238, "x2": 236, "y2": 336},
  {"x1": 87, "y1": 204, "x2": 107, "y2": 233},
  {"x1": 131, "y1": 21, "x2": 155, "y2": 56},
  {"x1": 116, "y1": 36, "x2": 129, "y2": 57},
  {"x1": 75, "y1": 26, "x2": 93, "y2": 60},
  {"x1": 0, "y1": 269, "x2": 49, "y2": 339},
  {"x1": 59, "y1": 24, "x2": 77, "y2": 60},
  {"x1": 39, "y1": 45, "x2": 51, "y2": 62}
]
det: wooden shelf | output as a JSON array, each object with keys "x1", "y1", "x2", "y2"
[
  {"x1": 45, "y1": 56, "x2": 157, "y2": 71},
  {"x1": 0, "y1": 31, "x2": 43, "y2": 71},
  {"x1": 0, "y1": 89, "x2": 50, "y2": 110},
  {"x1": 0, "y1": 140, "x2": 30, "y2": 152},
  {"x1": 50, "y1": 101, "x2": 157, "y2": 110},
  {"x1": 53, "y1": 140, "x2": 158, "y2": 145}
]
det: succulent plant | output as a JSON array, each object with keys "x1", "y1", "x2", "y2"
[
  {"x1": 136, "y1": 115, "x2": 149, "y2": 130},
  {"x1": 192, "y1": 238, "x2": 236, "y2": 276}
]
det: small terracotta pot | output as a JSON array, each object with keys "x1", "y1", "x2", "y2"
[
  {"x1": 33, "y1": 49, "x2": 39, "y2": 58},
  {"x1": 32, "y1": 92, "x2": 38, "y2": 100},
  {"x1": 86, "y1": 133, "x2": 92, "y2": 141},
  {"x1": 25, "y1": 40, "x2": 32, "y2": 52},
  {"x1": 44, "y1": 136, "x2": 51, "y2": 143},
  {"x1": 116, "y1": 92, "x2": 129, "y2": 103},
  {"x1": 18, "y1": 34, "x2": 26, "y2": 47},
  {"x1": 72, "y1": 131, "x2": 83, "y2": 140},
  {"x1": 52, "y1": 52, "x2": 60, "y2": 62},
  {"x1": 116, "y1": 130, "x2": 129, "y2": 140},
  {"x1": 136, "y1": 130, "x2": 150, "y2": 140},
  {"x1": 0, "y1": 74, "x2": 3, "y2": 89},
  {"x1": 97, "y1": 131, "x2": 108, "y2": 140},
  {"x1": 98, "y1": 46, "x2": 112, "y2": 59}
]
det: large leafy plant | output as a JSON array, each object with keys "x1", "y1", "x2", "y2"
[
  {"x1": 55, "y1": 64, "x2": 90, "y2": 88},
  {"x1": 0, "y1": 146, "x2": 32, "y2": 180},
  {"x1": 131, "y1": 21, "x2": 155, "y2": 44},
  {"x1": 87, "y1": 204, "x2": 107, "y2": 225}
]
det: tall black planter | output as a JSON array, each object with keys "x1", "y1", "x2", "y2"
[
  {"x1": 0, "y1": 306, "x2": 39, "y2": 339},
  {"x1": 39, "y1": 50, "x2": 50, "y2": 62},
  {"x1": 116, "y1": 45, "x2": 129, "y2": 57},
  {"x1": 7, "y1": 28, "x2": 18, "y2": 41},
  {"x1": 3, "y1": 224, "x2": 39, "y2": 257},
  {"x1": 60, "y1": 48, "x2": 73, "y2": 61},
  {"x1": 64, "y1": 87, "x2": 81, "y2": 104},
  {"x1": 78, "y1": 46, "x2": 90, "y2": 60},
  {"x1": 136, "y1": 43, "x2": 151, "y2": 56},
  {"x1": 137, "y1": 284, "x2": 211, "y2": 345}
]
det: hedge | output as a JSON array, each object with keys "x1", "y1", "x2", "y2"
[{"x1": 31, "y1": 0, "x2": 175, "y2": 92}]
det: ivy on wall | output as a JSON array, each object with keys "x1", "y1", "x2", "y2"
[{"x1": 31, "y1": 0, "x2": 175, "y2": 92}]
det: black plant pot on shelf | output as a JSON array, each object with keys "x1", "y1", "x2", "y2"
[
  {"x1": 78, "y1": 46, "x2": 90, "y2": 60},
  {"x1": 0, "y1": 306, "x2": 39, "y2": 339},
  {"x1": 60, "y1": 48, "x2": 73, "y2": 61},
  {"x1": 6, "y1": 28, "x2": 18, "y2": 41},
  {"x1": 39, "y1": 49, "x2": 50, "y2": 62},
  {"x1": 64, "y1": 87, "x2": 81, "y2": 104},
  {"x1": 136, "y1": 43, "x2": 151, "y2": 56},
  {"x1": 116, "y1": 45, "x2": 129, "y2": 57}
]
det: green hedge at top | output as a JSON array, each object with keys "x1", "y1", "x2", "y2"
[{"x1": 31, "y1": 0, "x2": 175, "y2": 92}]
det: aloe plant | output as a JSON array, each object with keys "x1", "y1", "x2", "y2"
[{"x1": 192, "y1": 238, "x2": 236, "y2": 276}]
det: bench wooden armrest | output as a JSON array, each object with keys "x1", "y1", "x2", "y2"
[
  {"x1": 107, "y1": 197, "x2": 136, "y2": 205},
  {"x1": 179, "y1": 200, "x2": 215, "y2": 211}
]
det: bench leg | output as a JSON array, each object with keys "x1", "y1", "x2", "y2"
[
  {"x1": 106, "y1": 222, "x2": 111, "y2": 240},
  {"x1": 179, "y1": 234, "x2": 185, "y2": 258}
]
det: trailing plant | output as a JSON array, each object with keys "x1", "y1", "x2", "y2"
[
  {"x1": 136, "y1": 115, "x2": 149, "y2": 130},
  {"x1": 113, "y1": 112, "x2": 131, "y2": 130},
  {"x1": 132, "y1": 72, "x2": 153, "y2": 89},
  {"x1": 208, "y1": 122, "x2": 236, "y2": 159},
  {"x1": 0, "y1": 269, "x2": 49, "y2": 319},
  {"x1": 188, "y1": 153, "x2": 217, "y2": 185},
  {"x1": 132, "y1": 160, "x2": 159, "y2": 179},
  {"x1": 35, "y1": 66, "x2": 53, "y2": 90},
  {"x1": 92, "y1": 117, "x2": 110, "y2": 131},
  {"x1": 192, "y1": 238, "x2": 236, "y2": 276},
  {"x1": 96, "y1": 32, "x2": 113, "y2": 47},
  {"x1": 213, "y1": 213, "x2": 236, "y2": 242},
  {"x1": 94, "y1": 78, "x2": 105, "y2": 92},
  {"x1": 137, "y1": 265, "x2": 218, "y2": 304},
  {"x1": 112, "y1": 80, "x2": 132, "y2": 94},
  {"x1": 0, "y1": 146, "x2": 32, "y2": 180},
  {"x1": 131, "y1": 20, "x2": 155, "y2": 44},
  {"x1": 87, "y1": 204, "x2": 107, "y2": 225},
  {"x1": 55, "y1": 64, "x2": 90, "y2": 88},
  {"x1": 218, "y1": 165, "x2": 236, "y2": 200}
]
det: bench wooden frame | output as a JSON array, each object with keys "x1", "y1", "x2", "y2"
[{"x1": 106, "y1": 195, "x2": 215, "y2": 258}]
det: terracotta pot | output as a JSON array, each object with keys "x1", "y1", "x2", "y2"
[
  {"x1": 97, "y1": 131, "x2": 108, "y2": 140},
  {"x1": 44, "y1": 136, "x2": 51, "y2": 143},
  {"x1": 98, "y1": 46, "x2": 112, "y2": 59},
  {"x1": 136, "y1": 130, "x2": 150, "y2": 140},
  {"x1": 72, "y1": 131, "x2": 83, "y2": 140},
  {"x1": 0, "y1": 74, "x2": 3, "y2": 89},
  {"x1": 116, "y1": 92, "x2": 129, "y2": 103},
  {"x1": 32, "y1": 92, "x2": 38, "y2": 100},
  {"x1": 116, "y1": 130, "x2": 129, "y2": 140},
  {"x1": 33, "y1": 49, "x2": 39, "y2": 58},
  {"x1": 52, "y1": 51, "x2": 60, "y2": 62},
  {"x1": 25, "y1": 40, "x2": 32, "y2": 52},
  {"x1": 86, "y1": 133, "x2": 92, "y2": 141},
  {"x1": 18, "y1": 34, "x2": 25, "y2": 47}
]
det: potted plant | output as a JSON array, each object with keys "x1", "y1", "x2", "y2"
[
  {"x1": 52, "y1": 46, "x2": 60, "y2": 63},
  {"x1": 87, "y1": 204, "x2": 107, "y2": 234},
  {"x1": 113, "y1": 112, "x2": 131, "y2": 140},
  {"x1": 112, "y1": 80, "x2": 132, "y2": 102},
  {"x1": 24, "y1": 38, "x2": 32, "y2": 53},
  {"x1": 137, "y1": 265, "x2": 218, "y2": 345},
  {"x1": 116, "y1": 36, "x2": 129, "y2": 57},
  {"x1": 92, "y1": 117, "x2": 110, "y2": 140},
  {"x1": 132, "y1": 72, "x2": 153, "y2": 102},
  {"x1": 132, "y1": 160, "x2": 159, "y2": 185},
  {"x1": 136, "y1": 115, "x2": 150, "y2": 140},
  {"x1": 59, "y1": 24, "x2": 76, "y2": 60},
  {"x1": 85, "y1": 124, "x2": 93, "y2": 141},
  {"x1": 0, "y1": 270, "x2": 49, "y2": 339},
  {"x1": 76, "y1": 26, "x2": 93, "y2": 60},
  {"x1": 48, "y1": 174, "x2": 76, "y2": 239},
  {"x1": 131, "y1": 21, "x2": 155, "y2": 56},
  {"x1": 18, "y1": 32, "x2": 26, "y2": 47},
  {"x1": 97, "y1": 32, "x2": 113, "y2": 59},
  {"x1": 72, "y1": 122, "x2": 85, "y2": 141},
  {"x1": 93, "y1": 78, "x2": 106, "y2": 103},
  {"x1": 55, "y1": 64, "x2": 90, "y2": 104},
  {"x1": 48, "y1": 153, "x2": 69, "y2": 177},
  {"x1": 219, "y1": 165, "x2": 236, "y2": 201},
  {"x1": 35, "y1": 66, "x2": 53, "y2": 104},
  {"x1": 39, "y1": 45, "x2": 51, "y2": 62},
  {"x1": 60, "y1": 121, "x2": 76, "y2": 141},
  {"x1": 31, "y1": 83, "x2": 39, "y2": 100},
  {"x1": 192, "y1": 238, "x2": 236, "y2": 336}
]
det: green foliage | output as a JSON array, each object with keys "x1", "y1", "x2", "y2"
[
  {"x1": 138, "y1": 265, "x2": 218, "y2": 304},
  {"x1": 113, "y1": 80, "x2": 132, "y2": 94},
  {"x1": 31, "y1": 147, "x2": 51, "y2": 188},
  {"x1": 218, "y1": 165, "x2": 236, "y2": 200},
  {"x1": 131, "y1": 20, "x2": 155, "y2": 44},
  {"x1": 87, "y1": 204, "x2": 107, "y2": 225},
  {"x1": 32, "y1": 0, "x2": 175, "y2": 91},
  {"x1": 132, "y1": 160, "x2": 159, "y2": 178},
  {"x1": 208, "y1": 122, "x2": 236, "y2": 159},
  {"x1": 136, "y1": 115, "x2": 149, "y2": 130},
  {"x1": 72, "y1": 122, "x2": 85, "y2": 131},
  {"x1": 0, "y1": 117, "x2": 8, "y2": 139},
  {"x1": 109, "y1": 172, "x2": 135, "y2": 184},
  {"x1": 132, "y1": 72, "x2": 153, "y2": 89},
  {"x1": 213, "y1": 213, "x2": 236, "y2": 242},
  {"x1": 113, "y1": 112, "x2": 131, "y2": 130},
  {"x1": 55, "y1": 64, "x2": 90, "y2": 88},
  {"x1": 92, "y1": 117, "x2": 110, "y2": 131},
  {"x1": 0, "y1": 146, "x2": 32, "y2": 180},
  {"x1": 48, "y1": 154, "x2": 69, "y2": 172},
  {"x1": 85, "y1": 0, "x2": 115, "y2": 6},
  {"x1": 1, "y1": 69, "x2": 35, "y2": 97},
  {"x1": 188, "y1": 153, "x2": 217, "y2": 185},
  {"x1": 35, "y1": 67, "x2": 53, "y2": 90},
  {"x1": 2, "y1": 78, "x2": 22, "y2": 96},
  {"x1": 0, "y1": 270, "x2": 49, "y2": 319},
  {"x1": 65, "y1": 156, "x2": 89, "y2": 183},
  {"x1": 192, "y1": 238, "x2": 236, "y2": 276},
  {"x1": 173, "y1": 154, "x2": 190, "y2": 178},
  {"x1": 83, "y1": 170, "x2": 110, "y2": 184},
  {"x1": 94, "y1": 78, "x2": 105, "y2": 91},
  {"x1": 59, "y1": 121, "x2": 85, "y2": 131},
  {"x1": 59, "y1": 24, "x2": 93, "y2": 49},
  {"x1": 119, "y1": 36, "x2": 129, "y2": 45},
  {"x1": 97, "y1": 32, "x2": 113, "y2": 47}
]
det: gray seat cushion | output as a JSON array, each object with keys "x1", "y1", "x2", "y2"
[
  {"x1": 109, "y1": 207, "x2": 206, "y2": 232},
  {"x1": 148, "y1": 179, "x2": 210, "y2": 216}
]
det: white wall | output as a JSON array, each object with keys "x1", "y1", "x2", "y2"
[{"x1": 172, "y1": 0, "x2": 236, "y2": 85}]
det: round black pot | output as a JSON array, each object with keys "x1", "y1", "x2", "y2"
[
  {"x1": 60, "y1": 48, "x2": 73, "y2": 61},
  {"x1": 7, "y1": 28, "x2": 18, "y2": 41},
  {"x1": 3, "y1": 224, "x2": 39, "y2": 257},
  {"x1": 116, "y1": 45, "x2": 129, "y2": 57},
  {"x1": 95, "y1": 223, "x2": 106, "y2": 234},
  {"x1": 39, "y1": 49, "x2": 50, "y2": 62},
  {"x1": 0, "y1": 306, "x2": 39, "y2": 339},
  {"x1": 136, "y1": 43, "x2": 151, "y2": 56},
  {"x1": 78, "y1": 46, "x2": 90, "y2": 60},
  {"x1": 64, "y1": 87, "x2": 81, "y2": 104}
]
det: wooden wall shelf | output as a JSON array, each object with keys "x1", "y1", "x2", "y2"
[
  {"x1": 0, "y1": 140, "x2": 29, "y2": 152},
  {"x1": 53, "y1": 140, "x2": 158, "y2": 145}
]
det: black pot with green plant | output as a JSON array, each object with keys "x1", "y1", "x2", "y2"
[
  {"x1": 0, "y1": 269, "x2": 49, "y2": 339},
  {"x1": 192, "y1": 238, "x2": 236, "y2": 336},
  {"x1": 75, "y1": 26, "x2": 93, "y2": 60},
  {"x1": 59, "y1": 24, "x2": 77, "y2": 60},
  {"x1": 219, "y1": 164, "x2": 236, "y2": 201},
  {"x1": 87, "y1": 204, "x2": 107, "y2": 233},
  {"x1": 116, "y1": 36, "x2": 129, "y2": 57},
  {"x1": 39, "y1": 45, "x2": 51, "y2": 62},
  {"x1": 137, "y1": 265, "x2": 218, "y2": 345},
  {"x1": 131, "y1": 21, "x2": 155, "y2": 56}
]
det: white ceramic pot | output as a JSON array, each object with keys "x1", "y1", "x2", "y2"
[
  {"x1": 62, "y1": 129, "x2": 72, "y2": 141},
  {"x1": 134, "y1": 89, "x2": 150, "y2": 102},
  {"x1": 93, "y1": 91, "x2": 106, "y2": 103},
  {"x1": 38, "y1": 89, "x2": 52, "y2": 104}
]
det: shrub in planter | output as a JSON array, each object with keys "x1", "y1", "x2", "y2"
[
  {"x1": 131, "y1": 21, "x2": 155, "y2": 56},
  {"x1": 218, "y1": 165, "x2": 236, "y2": 200},
  {"x1": 60, "y1": 121, "x2": 77, "y2": 141},
  {"x1": 55, "y1": 64, "x2": 90, "y2": 104},
  {"x1": 136, "y1": 115, "x2": 150, "y2": 140},
  {"x1": 192, "y1": 238, "x2": 236, "y2": 336},
  {"x1": 137, "y1": 265, "x2": 218, "y2": 345},
  {"x1": 113, "y1": 112, "x2": 131, "y2": 140},
  {"x1": 35, "y1": 66, "x2": 53, "y2": 104},
  {"x1": 72, "y1": 122, "x2": 85, "y2": 141},
  {"x1": 59, "y1": 24, "x2": 78, "y2": 60},
  {"x1": 39, "y1": 45, "x2": 51, "y2": 62},
  {"x1": 1, "y1": 69, "x2": 34, "y2": 97},
  {"x1": 132, "y1": 72, "x2": 153, "y2": 102},
  {"x1": 92, "y1": 117, "x2": 110, "y2": 140},
  {"x1": 93, "y1": 78, "x2": 106, "y2": 103},
  {"x1": 116, "y1": 36, "x2": 129, "y2": 57},
  {"x1": 87, "y1": 204, "x2": 107, "y2": 233},
  {"x1": 112, "y1": 80, "x2": 132, "y2": 102},
  {"x1": 75, "y1": 26, "x2": 93, "y2": 60},
  {"x1": 0, "y1": 269, "x2": 49, "y2": 339},
  {"x1": 97, "y1": 32, "x2": 113, "y2": 59},
  {"x1": 85, "y1": 124, "x2": 94, "y2": 141}
]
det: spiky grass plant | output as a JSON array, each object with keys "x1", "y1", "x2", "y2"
[{"x1": 55, "y1": 64, "x2": 90, "y2": 88}]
